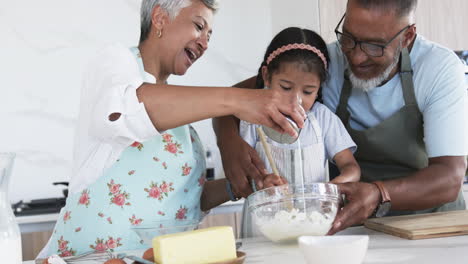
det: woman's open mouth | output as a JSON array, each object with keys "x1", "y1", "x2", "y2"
[{"x1": 184, "y1": 48, "x2": 197, "y2": 64}]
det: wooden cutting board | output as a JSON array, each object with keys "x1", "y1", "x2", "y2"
[{"x1": 364, "y1": 210, "x2": 468, "y2": 240}]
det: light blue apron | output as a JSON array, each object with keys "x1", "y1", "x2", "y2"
[{"x1": 42, "y1": 47, "x2": 206, "y2": 257}]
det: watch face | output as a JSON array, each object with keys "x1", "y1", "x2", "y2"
[{"x1": 375, "y1": 201, "x2": 392, "y2": 218}]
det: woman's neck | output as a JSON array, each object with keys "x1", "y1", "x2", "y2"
[{"x1": 138, "y1": 41, "x2": 170, "y2": 84}]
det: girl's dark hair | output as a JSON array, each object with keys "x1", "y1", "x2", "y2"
[{"x1": 255, "y1": 27, "x2": 330, "y2": 103}]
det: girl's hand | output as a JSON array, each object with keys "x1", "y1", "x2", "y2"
[
  {"x1": 262, "y1": 173, "x2": 288, "y2": 188},
  {"x1": 332, "y1": 149, "x2": 361, "y2": 184},
  {"x1": 330, "y1": 174, "x2": 351, "y2": 184}
]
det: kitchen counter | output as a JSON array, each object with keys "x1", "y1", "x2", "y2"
[
  {"x1": 240, "y1": 226, "x2": 468, "y2": 264},
  {"x1": 23, "y1": 226, "x2": 468, "y2": 264},
  {"x1": 17, "y1": 213, "x2": 59, "y2": 233},
  {"x1": 17, "y1": 184, "x2": 468, "y2": 234}
]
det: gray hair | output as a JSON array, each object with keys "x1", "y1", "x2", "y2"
[
  {"x1": 139, "y1": 0, "x2": 219, "y2": 43},
  {"x1": 352, "y1": 0, "x2": 417, "y2": 19}
]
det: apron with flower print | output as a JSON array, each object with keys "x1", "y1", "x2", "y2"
[{"x1": 42, "y1": 48, "x2": 206, "y2": 257}]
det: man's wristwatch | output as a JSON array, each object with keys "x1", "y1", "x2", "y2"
[{"x1": 372, "y1": 181, "x2": 392, "y2": 218}]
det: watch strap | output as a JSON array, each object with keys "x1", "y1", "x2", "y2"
[{"x1": 373, "y1": 181, "x2": 391, "y2": 203}]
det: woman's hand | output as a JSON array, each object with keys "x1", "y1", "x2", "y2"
[{"x1": 233, "y1": 88, "x2": 306, "y2": 138}]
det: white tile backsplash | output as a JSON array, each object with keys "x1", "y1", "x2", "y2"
[{"x1": 1, "y1": 0, "x2": 319, "y2": 202}]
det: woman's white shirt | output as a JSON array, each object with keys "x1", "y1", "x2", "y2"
[{"x1": 69, "y1": 44, "x2": 159, "y2": 194}]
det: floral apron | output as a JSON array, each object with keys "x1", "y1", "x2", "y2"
[
  {"x1": 241, "y1": 112, "x2": 326, "y2": 238},
  {"x1": 41, "y1": 48, "x2": 206, "y2": 257}
]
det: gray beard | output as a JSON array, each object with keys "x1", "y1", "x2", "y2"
[{"x1": 347, "y1": 44, "x2": 403, "y2": 92}]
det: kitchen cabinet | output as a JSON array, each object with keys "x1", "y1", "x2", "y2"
[
  {"x1": 318, "y1": 0, "x2": 468, "y2": 50},
  {"x1": 414, "y1": 0, "x2": 468, "y2": 50},
  {"x1": 21, "y1": 231, "x2": 52, "y2": 261},
  {"x1": 464, "y1": 184, "x2": 468, "y2": 205},
  {"x1": 318, "y1": 0, "x2": 346, "y2": 44}
]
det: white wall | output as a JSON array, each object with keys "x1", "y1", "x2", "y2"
[{"x1": 1, "y1": 0, "x2": 319, "y2": 202}]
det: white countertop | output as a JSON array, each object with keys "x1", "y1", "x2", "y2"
[
  {"x1": 16, "y1": 213, "x2": 59, "y2": 225},
  {"x1": 24, "y1": 226, "x2": 468, "y2": 264},
  {"x1": 240, "y1": 226, "x2": 468, "y2": 264},
  {"x1": 17, "y1": 213, "x2": 59, "y2": 233}
]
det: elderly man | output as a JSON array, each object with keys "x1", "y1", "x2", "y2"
[{"x1": 213, "y1": 0, "x2": 467, "y2": 235}]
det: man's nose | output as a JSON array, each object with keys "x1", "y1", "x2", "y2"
[{"x1": 346, "y1": 45, "x2": 369, "y2": 66}]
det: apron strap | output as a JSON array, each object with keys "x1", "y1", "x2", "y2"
[
  {"x1": 336, "y1": 69, "x2": 352, "y2": 124},
  {"x1": 400, "y1": 48, "x2": 419, "y2": 109},
  {"x1": 306, "y1": 111, "x2": 323, "y2": 140}
]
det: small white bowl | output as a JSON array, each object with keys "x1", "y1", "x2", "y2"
[{"x1": 298, "y1": 235, "x2": 369, "y2": 264}]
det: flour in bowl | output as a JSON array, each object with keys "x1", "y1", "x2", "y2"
[{"x1": 256, "y1": 208, "x2": 334, "y2": 242}]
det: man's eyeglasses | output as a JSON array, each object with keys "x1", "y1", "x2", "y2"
[{"x1": 334, "y1": 14, "x2": 414, "y2": 57}]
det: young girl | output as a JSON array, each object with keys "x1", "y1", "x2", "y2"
[{"x1": 240, "y1": 27, "x2": 360, "y2": 237}]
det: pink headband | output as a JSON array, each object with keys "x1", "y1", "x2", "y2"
[{"x1": 266, "y1": 43, "x2": 328, "y2": 69}]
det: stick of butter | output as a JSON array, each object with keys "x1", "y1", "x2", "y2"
[{"x1": 152, "y1": 226, "x2": 237, "y2": 264}]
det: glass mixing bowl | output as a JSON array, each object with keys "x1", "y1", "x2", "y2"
[
  {"x1": 131, "y1": 218, "x2": 200, "y2": 246},
  {"x1": 247, "y1": 183, "x2": 340, "y2": 242}
]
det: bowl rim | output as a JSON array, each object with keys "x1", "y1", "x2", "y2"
[{"x1": 247, "y1": 183, "x2": 340, "y2": 209}]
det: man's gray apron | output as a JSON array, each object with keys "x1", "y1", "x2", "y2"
[
  {"x1": 335, "y1": 48, "x2": 465, "y2": 216},
  {"x1": 241, "y1": 113, "x2": 327, "y2": 238}
]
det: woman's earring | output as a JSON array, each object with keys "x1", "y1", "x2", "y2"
[{"x1": 157, "y1": 29, "x2": 162, "y2": 38}]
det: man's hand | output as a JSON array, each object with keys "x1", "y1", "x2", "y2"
[
  {"x1": 328, "y1": 182, "x2": 381, "y2": 235},
  {"x1": 219, "y1": 135, "x2": 267, "y2": 198}
]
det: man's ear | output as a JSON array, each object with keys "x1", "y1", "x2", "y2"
[
  {"x1": 403, "y1": 25, "x2": 417, "y2": 48},
  {"x1": 261, "y1": 66, "x2": 271, "y2": 88},
  {"x1": 151, "y1": 5, "x2": 169, "y2": 35}
]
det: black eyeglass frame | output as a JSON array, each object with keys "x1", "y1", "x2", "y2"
[{"x1": 334, "y1": 14, "x2": 414, "y2": 57}]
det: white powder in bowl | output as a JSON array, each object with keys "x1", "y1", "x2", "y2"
[{"x1": 256, "y1": 208, "x2": 334, "y2": 242}]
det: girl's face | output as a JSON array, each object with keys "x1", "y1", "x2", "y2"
[{"x1": 263, "y1": 62, "x2": 321, "y2": 111}]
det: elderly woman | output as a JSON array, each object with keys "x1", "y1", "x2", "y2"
[{"x1": 38, "y1": 0, "x2": 301, "y2": 257}]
